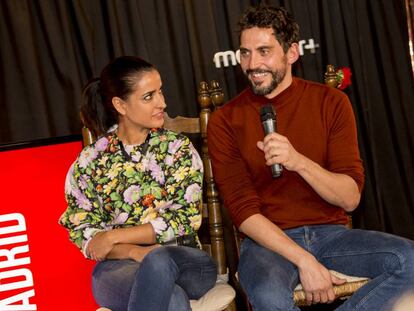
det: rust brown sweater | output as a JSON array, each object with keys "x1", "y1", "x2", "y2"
[{"x1": 207, "y1": 78, "x2": 364, "y2": 229}]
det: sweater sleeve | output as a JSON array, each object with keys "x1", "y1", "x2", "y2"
[
  {"x1": 58, "y1": 152, "x2": 108, "y2": 256},
  {"x1": 207, "y1": 110, "x2": 262, "y2": 228},
  {"x1": 326, "y1": 93, "x2": 365, "y2": 192}
]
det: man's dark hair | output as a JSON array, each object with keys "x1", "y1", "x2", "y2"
[{"x1": 238, "y1": 5, "x2": 300, "y2": 53}]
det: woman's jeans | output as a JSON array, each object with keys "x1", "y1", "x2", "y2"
[
  {"x1": 238, "y1": 225, "x2": 414, "y2": 311},
  {"x1": 92, "y1": 246, "x2": 217, "y2": 311}
]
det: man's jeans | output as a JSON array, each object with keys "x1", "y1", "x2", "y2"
[
  {"x1": 92, "y1": 246, "x2": 217, "y2": 311},
  {"x1": 238, "y1": 225, "x2": 414, "y2": 311}
]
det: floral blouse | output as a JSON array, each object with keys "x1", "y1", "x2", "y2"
[{"x1": 59, "y1": 128, "x2": 203, "y2": 255}]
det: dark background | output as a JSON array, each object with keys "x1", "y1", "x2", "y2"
[{"x1": 1, "y1": 0, "x2": 413, "y2": 241}]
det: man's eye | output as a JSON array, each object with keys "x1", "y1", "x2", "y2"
[
  {"x1": 260, "y1": 49, "x2": 269, "y2": 55},
  {"x1": 240, "y1": 50, "x2": 249, "y2": 57}
]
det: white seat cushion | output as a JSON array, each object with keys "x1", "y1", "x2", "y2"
[{"x1": 190, "y1": 282, "x2": 235, "y2": 311}]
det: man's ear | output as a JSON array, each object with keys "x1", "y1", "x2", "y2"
[
  {"x1": 287, "y1": 43, "x2": 300, "y2": 64},
  {"x1": 112, "y1": 97, "x2": 126, "y2": 115}
]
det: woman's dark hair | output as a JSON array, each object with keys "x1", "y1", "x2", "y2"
[
  {"x1": 238, "y1": 5, "x2": 299, "y2": 53},
  {"x1": 81, "y1": 56, "x2": 155, "y2": 137}
]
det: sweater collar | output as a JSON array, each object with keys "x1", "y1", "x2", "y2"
[{"x1": 247, "y1": 77, "x2": 299, "y2": 109}]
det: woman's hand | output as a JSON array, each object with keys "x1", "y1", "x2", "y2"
[
  {"x1": 86, "y1": 231, "x2": 114, "y2": 261},
  {"x1": 129, "y1": 244, "x2": 161, "y2": 262}
]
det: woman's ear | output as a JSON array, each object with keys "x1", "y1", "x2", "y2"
[
  {"x1": 287, "y1": 43, "x2": 300, "y2": 64},
  {"x1": 112, "y1": 97, "x2": 126, "y2": 115}
]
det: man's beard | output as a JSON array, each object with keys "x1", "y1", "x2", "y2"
[{"x1": 245, "y1": 67, "x2": 286, "y2": 96}]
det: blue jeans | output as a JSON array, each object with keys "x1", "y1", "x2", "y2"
[
  {"x1": 92, "y1": 246, "x2": 217, "y2": 311},
  {"x1": 238, "y1": 225, "x2": 414, "y2": 311}
]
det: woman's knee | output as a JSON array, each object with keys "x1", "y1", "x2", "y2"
[
  {"x1": 168, "y1": 285, "x2": 191, "y2": 311},
  {"x1": 140, "y1": 247, "x2": 176, "y2": 272},
  {"x1": 92, "y1": 260, "x2": 139, "y2": 309}
]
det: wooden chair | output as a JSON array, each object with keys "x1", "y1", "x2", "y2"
[
  {"x1": 80, "y1": 81, "x2": 236, "y2": 311},
  {"x1": 206, "y1": 66, "x2": 370, "y2": 310},
  {"x1": 164, "y1": 80, "x2": 237, "y2": 311}
]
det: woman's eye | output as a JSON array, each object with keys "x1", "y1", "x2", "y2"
[{"x1": 143, "y1": 94, "x2": 153, "y2": 101}]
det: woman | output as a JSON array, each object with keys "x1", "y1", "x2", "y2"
[{"x1": 59, "y1": 56, "x2": 217, "y2": 311}]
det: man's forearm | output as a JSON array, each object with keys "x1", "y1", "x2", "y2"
[
  {"x1": 295, "y1": 154, "x2": 360, "y2": 212},
  {"x1": 239, "y1": 214, "x2": 315, "y2": 268}
]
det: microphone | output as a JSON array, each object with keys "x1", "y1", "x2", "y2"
[{"x1": 260, "y1": 104, "x2": 283, "y2": 178}]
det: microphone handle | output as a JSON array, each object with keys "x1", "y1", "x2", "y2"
[
  {"x1": 271, "y1": 161, "x2": 283, "y2": 178},
  {"x1": 262, "y1": 119, "x2": 283, "y2": 178}
]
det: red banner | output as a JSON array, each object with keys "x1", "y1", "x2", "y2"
[{"x1": 0, "y1": 140, "x2": 98, "y2": 310}]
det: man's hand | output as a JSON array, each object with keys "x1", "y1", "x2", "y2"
[
  {"x1": 298, "y1": 256, "x2": 346, "y2": 305},
  {"x1": 257, "y1": 132, "x2": 304, "y2": 172}
]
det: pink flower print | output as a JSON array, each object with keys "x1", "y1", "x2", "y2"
[
  {"x1": 75, "y1": 192, "x2": 93, "y2": 211},
  {"x1": 95, "y1": 137, "x2": 109, "y2": 152},
  {"x1": 189, "y1": 143, "x2": 203, "y2": 171},
  {"x1": 155, "y1": 200, "x2": 179, "y2": 212},
  {"x1": 177, "y1": 224, "x2": 185, "y2": 236},
  {"x1": 149, "y1": 163, "x2": 165, "y2": 184},
  {"x1": 184, "y1": 184, "x2": 201, "y2": 203},
  {"x1": 168, "y1": 139, "x2": 184, "y2": 154},
  {"x1": 78, "y1": 174, "x2": 89, "y2": 190},
  {"x1": 142, "y1": 152, "x2": 157, "y2": 171},
  {"x1": 78, "y1": 147, "x2": 98, "y2": 168},
  {"x1": 123, "y1": 185, "x2": 141, "y2": 205},
  {"x1": 112, "y1": 212, "x2": 128, "y2": 225},
  {"x1": 131, "y1": 152, "x2": 142, "y2": 162},
  {"x1": 165, "y1": 155, "x2": 174, "y2": 166},
  {"x1": 150, "y1": 217, "x2": 167, "y2": 234},
  {"x1": 64, "y1": 164, "x2": 75, "y2": 195}
]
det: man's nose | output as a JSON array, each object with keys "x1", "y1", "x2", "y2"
[{"x1": 248, "y1": 52, "x2": 261, "y2": 69}]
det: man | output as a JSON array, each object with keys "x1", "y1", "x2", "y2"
[{"x1": 207, "y1": 5, "x2": 414, "y2": 311}]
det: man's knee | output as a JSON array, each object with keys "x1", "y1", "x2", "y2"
[
  {"x1": 384, "y1": 242, "x2": 414, "y2": 285},
  {"x1": 245, "y1": 280, "x2": 296, "y2": 311},
  {"x1": 399, "y1": 244, "x2": 414, "y2": 277}
]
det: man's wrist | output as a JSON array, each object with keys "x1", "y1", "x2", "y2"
[{"x1": 295, "y1": 252, "x2": 316, "y2": 270}]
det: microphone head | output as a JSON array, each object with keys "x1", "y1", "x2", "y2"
[{"x1": 260, "y1": 104, "x2": 275, "y2": 122}]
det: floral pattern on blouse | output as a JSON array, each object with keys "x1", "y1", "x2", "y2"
[{"x1": 59, "y1": 128, "x2": 203, "y2": 253}]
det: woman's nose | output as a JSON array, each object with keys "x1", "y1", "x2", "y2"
[{"x1": 157, "y1": 94, "x2": 167, "y2": 108}]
